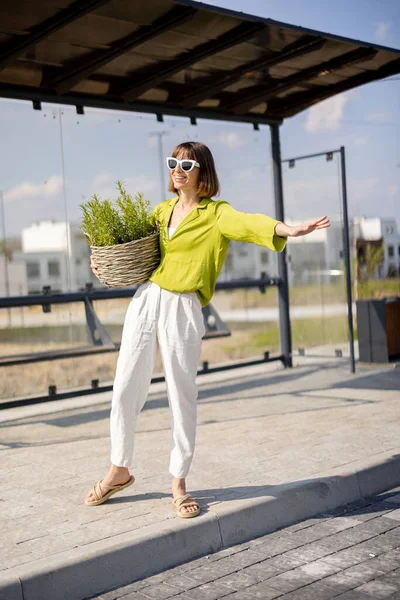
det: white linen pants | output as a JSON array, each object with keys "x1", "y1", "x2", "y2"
[{"x1": 110, "y1": 281, "x2": 206, "y2": 478}]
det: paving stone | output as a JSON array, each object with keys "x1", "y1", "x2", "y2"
[
  {"x1": 378, "y1": 570, "x2": 400, "y2": 589},
  {"x1": 182, "y1": 581, "x2": 236, "y2": 600},
  {"x1": 321, "y1": 545, "x2": 377, "y2": 568},
  {"x1": 215, "y1": 570, "x2": 260, "y2": 591},
  {"x1": 213, "y1": 550, "x2": 266, "y2": 571},
  {"x1": 355, "y1": 579, "x2": 399, "y2": 598},
  {"x1": 322, "y1": 572, "x2": 361, "y2": 593},
  {"x1": 279, "y1": 581, "x2": 338, "y2": 599},
  {"x1": 385, "y1": 509, "x2": 400, "y2": 521},
  {"x1": 206, "y1": 580, "x2": 281, "y2": 600},
  {"x1": 316, "y1": 533, "x2": 355, "y2": 553},
  {"x1": 263, "y1": 567, "x2": 317, "y2": 593},
  {"x1": 154, "y1": 575, "x2": 198, "y2": 593},
  {"x1": 183, "y1": 566, "x2": 222, "y2": 585},
  {"x1": 348, "y1": 503, "x2": 400, "y2": 522},
  {"x1": 251, "y1": 537, "x2": 300, "y2": 558},
  {"x1": 240, "y1": 556, "x2": 298, "y2": 582},
  {"x1": 120, "y1": 594, "x2": 160, "y2": 600},
  {"x1": 136, "y1": 583, "x2": 181, "y2": 599},
  {"x1": 365, "y1": 555, "x2": 400, "y2": 575},
  {"x1": 340, "y1": 562, "x2": 387, "y2": 585},
  {"x1": 355, "y1": 535, "x2": 400, "y2": 556},
  {"x1": 334, "y1": 591, "x2": 377, "y2": 600},
  {"x1": 280, "y1": 543, "x2": 332, "y2": 564},
  {"x1": 300, "y1": 558, "x2": 342, "y2": 579}
]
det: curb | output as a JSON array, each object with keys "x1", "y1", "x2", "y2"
[{"x1": 1, "y1": 450, "x2": 400, "y2": 600}]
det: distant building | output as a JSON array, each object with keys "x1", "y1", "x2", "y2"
[
  {"x1": 0, "y1": 254, "x2": 27, "y2": 296},
  {"x1": 16, "y1": 220, "x2": 98, "y2": 293},
  {"x1": 353, "y1": 217, "x2": 400, "y2": 278}
]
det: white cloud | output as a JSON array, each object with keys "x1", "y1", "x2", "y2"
[
  {"x1": 367, "y1": 111, "x2": 392, "y2": 123},
  {"x1": 305, "y1": 94, "x2": 348, "y2": 132},
  {"x1": 388, "y1": 184, "x2": 398, "y2": 197},
  {"x1": 216, "y1": 131, "x2": 244, "y2": 149},
  {"x1": 4, "y1": 175, "x2": 63, "y2": 202},
  {"x1": 375, "y1": 21, "x2": 391, "y2": 43}
]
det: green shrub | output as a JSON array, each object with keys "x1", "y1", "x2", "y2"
[{"x1": 80, "y1": 181, "x2": 156, "y2": 246}]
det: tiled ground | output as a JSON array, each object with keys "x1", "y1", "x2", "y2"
[{"x1": 89, "y1": 487, "x2": 400, "y2": 600}]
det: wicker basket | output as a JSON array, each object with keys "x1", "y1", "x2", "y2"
[{"x1": 90, "y1": 231, "x2": 160, "y2": 287}]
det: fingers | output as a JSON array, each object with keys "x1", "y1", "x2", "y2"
[
  {"x1": 90, "y1": 255, "x2": 100, "y2": 278},
  {"x1": 309, "y1": 216, "x2": 330, "y2": 227}
]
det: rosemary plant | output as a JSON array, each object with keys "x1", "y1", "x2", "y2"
[{"x1": 80, "y1": 181, "x2": 156, "y2": 246}]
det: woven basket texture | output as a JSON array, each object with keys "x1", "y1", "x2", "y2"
[{"x1": 90, "y1": 232, "x2": 160, "y2": 287}]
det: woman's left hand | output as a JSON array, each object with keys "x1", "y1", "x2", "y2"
[{"x1": 276, "y1": 216, "x2": 330, "y2": 238}]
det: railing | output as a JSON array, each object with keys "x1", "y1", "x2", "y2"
[{"x1": 0, "y1": 274, "x2": 283, "y2": 409}]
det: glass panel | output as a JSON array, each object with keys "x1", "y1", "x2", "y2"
[
  {"x1": 1, "y1": 100, "x2": 286, "y2": 401},
  {"x1": 282, "y1": 153, "x2": 349, "y2": 356}
]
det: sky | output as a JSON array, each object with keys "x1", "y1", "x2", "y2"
[{"x1": 1, "y1": 0, "x2": 400, "y2": 239}]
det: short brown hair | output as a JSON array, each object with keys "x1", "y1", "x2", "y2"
[{"x1": 168, "y1": 141, "x2": 220, "y2": 198}]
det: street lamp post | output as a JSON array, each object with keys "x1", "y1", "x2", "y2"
[{"x1": 148, "y1": 131, "x2": 170, "y2": 203}]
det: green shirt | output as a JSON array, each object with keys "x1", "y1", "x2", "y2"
[{"x1": 148, "y1": 197, "x2": 287, "y2": 307}]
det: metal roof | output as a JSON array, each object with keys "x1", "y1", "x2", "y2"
[{"x1": 1, "y1": 0, "x2": 400, "y2": 125}]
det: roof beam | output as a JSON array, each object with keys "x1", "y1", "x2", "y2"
[
  {"x1": 0, "y1": 0, "x2": 111, "y2": 74},
  {"x1": 51, "y1": 6, "x2": 198, "y2": 95},
  {"x1": 180, "y1": 35, "x2": 326, "y2": 108},
  {"x1": 120, "y1": 21, "x2": 266, "y2": 102},
  {"x1": 224, "y1": 46, "x2": 378, "y2": 114},
  {"x1": 267, "y1": 56, "x2": 400, "y2": 118}
]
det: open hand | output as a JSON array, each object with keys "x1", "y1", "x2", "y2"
[{"x1": 289, "y1": 216, "x2": 330, "y2": 237}]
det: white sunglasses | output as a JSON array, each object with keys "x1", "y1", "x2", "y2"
[{"x1": 166, "y1": 157, "x2": 200, "y2": 172}]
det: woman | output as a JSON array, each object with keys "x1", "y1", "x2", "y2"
[{"x1": 85, "y1": 141, "x2": 330, "y2": 518}]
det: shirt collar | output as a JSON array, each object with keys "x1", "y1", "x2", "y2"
[{"x1": 168, "y1": 197, "x2": 211, "y2": 209}]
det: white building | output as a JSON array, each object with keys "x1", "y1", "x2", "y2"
[
  {"x1": 353, "y1": 217, "x2": 400, "y2": 278},
  {"x1": 17, "y1": 220, "x2": 98, "y2": 293},
  {"x1": 0, "y1": 254, "x2": 28, "y2": 296}
]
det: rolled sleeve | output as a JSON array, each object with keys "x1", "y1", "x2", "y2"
[{"x1": 215, "y1": 201, "x2": 287, "y2": 252}]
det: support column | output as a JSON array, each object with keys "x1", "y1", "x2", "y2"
[
  {"x1": 340, "y1": 146, "x2": 356, "y2": 373},
  {"x1": 270, "y1": 123, "x2": 292, "y2": 367}
]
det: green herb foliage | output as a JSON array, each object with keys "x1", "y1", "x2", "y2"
[{"x1": 80, "y1": 181, "x2": 156, "y2": 246}]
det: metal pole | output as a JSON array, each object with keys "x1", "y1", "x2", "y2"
[
  {"x1": 0, "y1": 190, "x2": 11, "y2": 326},
  {"x1": 270, "y1": 124, "x2": 292, "y2": 367},
  {"x1": 340, "y1": 146, "x2": 356, "y2": 373},
  {"x1": 149, "y1": 131, "x2": 168, "y2": 203},
  {"x1": 157, "y1": 132, "x2": 166, "y2": 202}
]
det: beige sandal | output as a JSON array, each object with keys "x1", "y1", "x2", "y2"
[
  {"x1": 85, "y1": 475, "x2": 135, "y2": 506},
  {"x1": 172, "y1": 493, "x2": 200, "y2": 518}
]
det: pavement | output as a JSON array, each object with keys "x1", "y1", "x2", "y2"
[
  {"x1": 89, "y1": 485, "x2": 400, "y2": 600},
  {"x1": 1, "y1": 351, "x2": 400, "y2": 600}
]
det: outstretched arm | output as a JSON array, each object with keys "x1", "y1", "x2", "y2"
[
  {"x1": 275, "y1": 216, "x2": 330, "y2": 237},
  {"x1": 215, "y1": 201, "x2": 287, "y2": 252}
]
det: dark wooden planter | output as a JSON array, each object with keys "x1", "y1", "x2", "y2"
[{"x1": 356, "y1": 297, "x2": 400, "y2": 363}]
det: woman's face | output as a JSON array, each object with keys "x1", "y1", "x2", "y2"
[{"x1": 170, "y1": 151, "x2": 200, "y2": 193}]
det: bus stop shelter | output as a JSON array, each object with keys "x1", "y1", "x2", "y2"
[{"x1": 1, "y1": 0, "x2": 400, "y2": 373}]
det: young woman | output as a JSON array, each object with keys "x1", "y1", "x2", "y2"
[{"x1": 85, "y1": 141, "x2": 330, "y2": 518}]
